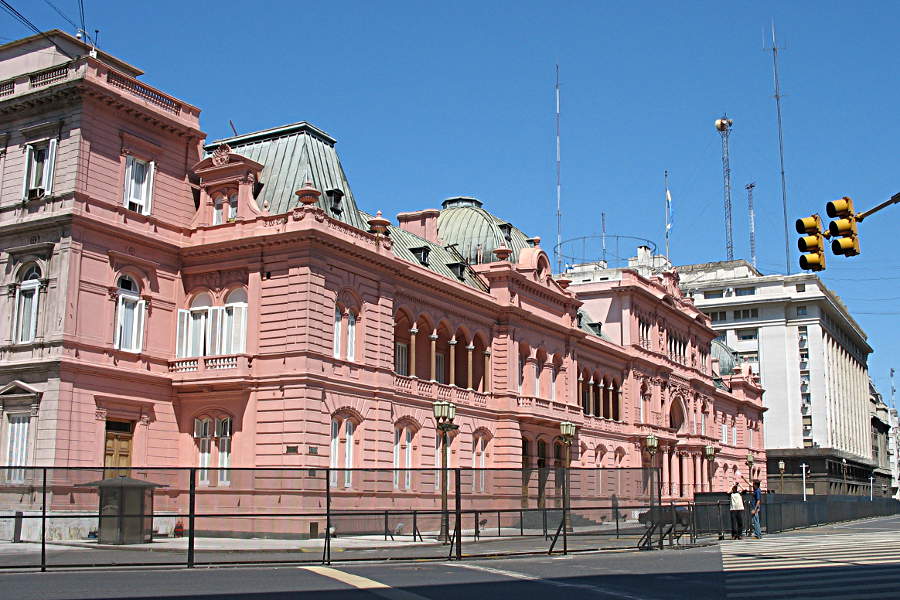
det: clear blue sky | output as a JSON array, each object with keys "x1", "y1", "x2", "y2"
[{"x1": 8, "y1": 1, "x2": 899, "y2": 401}]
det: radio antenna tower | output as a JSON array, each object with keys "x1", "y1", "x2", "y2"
[
  {"x1": 746, "y1": 182, "x2": 757, "y2": 269},
  {"x1": 601, "y1": 212, "x2": 607, "y2": 264},
  {"x1": 554, "y1": 64, "x2": 562, "y2": 274},
  {"x1": 767, "y1": 22, "x2": 791, "y2": 274},
  {"x1": 715, "y1": 116, "x2": 735, "y2": 261}
]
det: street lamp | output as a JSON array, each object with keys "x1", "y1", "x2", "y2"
[
  {"x1": 704, "y1": 445, "x2": 717, "y2": 492},
  {"x1": 433, "y1": 400, "x2": 458, "y2": 543},
  {"x1": 560, "y1": 421, "x2": 576, "y2": 532},
  {"x1": 778, "y1": 460, "x2": 785, "y2": 495},
  {"x1": 869, "y1": 473, "x2": 874, "y2": 502},
  {"x1": 842, "y1": 458, "x2": 848, "y2": 495}
]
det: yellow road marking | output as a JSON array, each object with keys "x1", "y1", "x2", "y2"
[{"x1": 301, "y1": 566, "x2": 431, "y2": 600}]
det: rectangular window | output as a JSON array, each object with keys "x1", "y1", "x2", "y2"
[
  {"x1": 533, "y1": 364, "x2": 541, "y2": 398},
  {"x1": 5, "y1": 414, "x2": 29, "y2": 481},
  {"x1": 217, "y1": 417, "x2": 232, "y2": 486},
  {"x1": 14, "y1": 284, "x2": 40, "y2": 343},
  {"x1": 404, "y1": 429, "x2": 413, "y2": 489},
  {"x1": 721, "y1": 422, "x2": 728, "y2": 444},
  {"x1": 114, "y1": 295, "x2": 145, "y2": 353},
  {"x1": 393, "y1": 428, "x2": 401, "y2": 488},
  {"x1": 739, "y1": 352, "x2": 759, "y2": 363},
  {"x1": 194, "y1": 418, "x2": 211, "y2": 485},
  {"x1": 22, "y1": 139, "x2": 57, "y2": 200},
  {"x1": 344, "y1": 421, "x2": 354, "y2": 488},
  {"x1": 329, "y1": 420, "x2": 339, "y2": 488},
  {"x1": 737, "y1": 329, "x2": 758, "y2": 341},
  {"x1": 394, "y1": 342, "x2": 409, "y2": 376},
  {"x1": 731, "y1": 425, "x2": 737, "y2": 446},
  {"x1": 346, "y1": 312, "x2": 356, "y2": 362},
  {"x1": 123, "y1": 156, "x2": 155, "y2": 215},
  {"x1": 705, "y1": 289, "x2": 724, "y2": 299},
  {"x1": 796, "y1": 284, "x2": 806, "y2": 292},
  {"x1": 550, "y1": 367, "x2": 557, "y2": 401},
  {"x1": 701, "y1": 412, "x2": 707, "y2": 436},
  {"x1": 222, "y1": 304, "x2": 247, "y2": 354},
  {"x1": 735, "y1": 287, "x2": 756, "y2": 296},
  {"x1": 708, "y1": 311, "x2": 727, "y2": 323},
  {"x1": 332, "y1": 307, "x2": 342, "y2": 359},
  {"x1": 796, "y1": 305, "x2": 808, "y2": 317}
]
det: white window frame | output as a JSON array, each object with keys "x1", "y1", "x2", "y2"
[
  {"x1": 333, "y1": 306, "x2": 342, "y2": 359},
  {"x1": 329, "y1": 419, "x2": 339, "y2": 488},
  {"x1": 549, "y1": 367, "x2": 557, "y2": 401},
  {"x1": 212, "y1": 192, "x2": 238, "y2": 225},
  {"x1": 14, "y1": 268, "x2": 41, "y2": 344},
  {"x1": 114, "y1": 281, "x2": 145, "y2": 353},
  {"x1": 721, "y1": 422, "x2": 728, "y2": 444},
  {"x1": 405, "y1": 428, "x2": 413, "y2": 490},
  {"x1": 393, "y1": 427, "x2": 401, "y2": 488},
  {"x1": 217, "y1": 417, "x2": 232, "y2": 486},
  {"x1": 343, "y1": 420, "x2": 354, "y2": 488},
  {"x1": 123, "y1": 155, "x2": 155, "y2": 215},
  {"x1": 194, "y1": 417, "x2": 212, "y2": 485},
  {"x1": 22, "y1": 139, "x2": 57, "y2": 200},
  {"x1": 4, "y1": 413, "x2": 30, "y2": 482},
  {"x1": 346, "y1": 311, "x2": 356, "y2": 362}
]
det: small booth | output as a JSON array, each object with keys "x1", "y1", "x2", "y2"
[{"x1": 77, "y1": 475, "x2": 166, "y2": 545}]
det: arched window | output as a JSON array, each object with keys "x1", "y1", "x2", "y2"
[
  {"x1": 114, "y1": 275, "x2": 145, "y2": 353},
  {"x1": 328, "y1": 415, "x2": 357, "y2": 489},
  {"x1": 223, "y1": 288, "x2": 248, "y2": 354},
  {"x1": 14, "y1": 264, "x2": 41, "y2": 343},
  {"x1": 212, "y1": 191, "x2": 238, "y2": 225},
  {"x1": 329, "y1": 419, "x2": 340, "y2": 487},
  {"x1": 193, "y1": 414, "x2": 233, "y2": 486},
  {"x1": 176, "y1": 288, "x2": 247, "y2": 358},
  {"x1": 344, "y1": 420, "x2": 355, "y2": 488},
  {"x1": 472, "y1": 435, "x2": 488, "y2": 492},
  {"x1": 434, "y1": 430, "x2": 452, "y2": 491}
]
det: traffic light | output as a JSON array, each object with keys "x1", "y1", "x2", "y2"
[
  {"x1": 795, "y1": 214, "x2": 827, "y2": 271},
  {"x1": 826, "y1": 196, "x2": 860, "y2": 257}
]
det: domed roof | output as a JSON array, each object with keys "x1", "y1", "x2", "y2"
[
  {"x1": 711, "y1": 339, "x2": 738, "y2": 376},
  {"x1": 436, "y1": 197, "x2": 532, "y2": 264}
]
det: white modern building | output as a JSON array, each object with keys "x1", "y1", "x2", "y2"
[
  {"x1": 678, "y1": 260, "x2": 882, "y2": 496},
  {"x1": 889, "y1": 407, "x2": 900, "y2": 499}
]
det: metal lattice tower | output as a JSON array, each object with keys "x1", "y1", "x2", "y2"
[
  {"x1": 716, "y1": 116, "x2": 735, "y2": 261},
  {"x1": 554, "y1": 64, "x2": 562, "y2": 274},
  {"x1": 746, "y1": 182, "x2": 757, "y2": 269}
]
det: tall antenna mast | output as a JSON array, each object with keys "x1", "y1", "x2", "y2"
[
  {"x1": 768, "y1": 22, "x2": 791, "y2": 274},
  {"x1": 746, "y1": 182, "x2": 757, "y2": 269},
  {"x1": 555, "y1": 64, "x2": 562, "y2": 274},
  {"x1": 601, "y1": 212, "x2": 607, "y2": 264},
  {"x1": 715, "y1": 116, "x2": 735, "y2": 261},
  {"x1": 664, "y1": 170, "x2": 671, "y2": 260}
]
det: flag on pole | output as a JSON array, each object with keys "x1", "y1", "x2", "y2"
[{"x1": 665, "y1": 188, "x2": 673, "y2": 231}]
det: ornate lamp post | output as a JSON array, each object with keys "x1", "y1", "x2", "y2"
[
  {"x1": 704, "y1": 445, "x2": 717, "y2": 492},
  {"x1": 560, "y1": 421, "x2": 576, "y2": 532},
  {"x1": 745, "y1": 453, "x2": 755, "y2": 480},
  {"x1": 433, "y1": 400, "x2": 458, "y2": 543},
  {"x1": 778, "y1": 460, "x2": 785, "y2": 494},
  {"x1": 645, "y1": 434, "x2": 659, "y2": 497}
]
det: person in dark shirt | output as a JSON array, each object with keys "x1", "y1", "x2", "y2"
[{"x1": 749, "y1": 480, "x2": 763, "y2": 539}]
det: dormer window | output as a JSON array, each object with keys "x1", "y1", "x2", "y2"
[
  {"x1": 447, "y1": 262, "x2": 466, "y2": 281},
  {"x1": 327, "y1": 189, "x2": 345, "y2": 215},
  {"x1": 498, "y1": 223, "x2": 513, "y2": 243},
  {"x1": 123, "y1": 155, "x2": 155, "y2": 215},
  {"x1": 213, "y1": 191, "x2": 238, "y2": 225},
  {"x1": 410, "y1": 246, "x2": 431, "y2": 266},
  {"x1": 588, "y1": 322, "x2": 603, "y2": 336}
]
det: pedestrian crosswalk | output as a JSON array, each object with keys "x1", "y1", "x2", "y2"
[{"x1": 721, "y1": 530, "x2": 900, "y2": 599}]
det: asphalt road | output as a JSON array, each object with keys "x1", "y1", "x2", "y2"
[{"x1": 1, "y1": 516, "x2": 898, "y2": 600}]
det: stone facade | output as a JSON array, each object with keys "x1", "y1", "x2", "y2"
[{"x1": 0, "y1": 31, "x2": 765, "y2": 512}]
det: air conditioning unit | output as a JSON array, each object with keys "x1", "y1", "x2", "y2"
[{"x1": 27, "y1": 187, "x2": 44, "y2": 201}]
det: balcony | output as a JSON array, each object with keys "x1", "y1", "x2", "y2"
[
  {"x1": 392, "y1": 374, "x2": 489, "y2": 409},
  {"x1": 168, "y1": 354, "x2": 252, "y2": 383},
  {"x1": 515, "y1": 396, "x2": 582, "y2": 422}
]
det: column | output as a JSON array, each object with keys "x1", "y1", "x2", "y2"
[
  {"x1": 694, "y1": 454, "x2": 702, "y2": 494},
  {"x1": 466, "y1": 344, "x2": 474, "y2": 389},
  {"x1": 429, "y1": 333, "x2": 438, "y2": 381},
  {"x1": 671, "y1": 451, "x2": 681, "y2": 498},
  {"x1": 661, "y1": 446, "x2": 670, "y2": 497},
  {"x1": 483, "y1": 350, "x2": 491, "y2": 392},
  {"x1": 588, "y1": 379, "x2": 595, "y2": 416},
  {"x1": 578, "y1": 376, "x2": 584, "y2": 412},
  {"x1": 409, "y1": 327, "x2": 418, "y2": 378},
  {"x1": 448, "y1": 339, "x2": 457, "y2": 386},
  {"x1": 684, "y1": 453, "x2": 694, "y2": 498}
]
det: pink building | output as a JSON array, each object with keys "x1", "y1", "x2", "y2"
[{"x1": 0, "y1": 32, "x2": 765, "y2": 511}]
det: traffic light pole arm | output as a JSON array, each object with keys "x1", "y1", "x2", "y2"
[{"x1": 856, "y1": 192, "x2": 900, "y2": 223}]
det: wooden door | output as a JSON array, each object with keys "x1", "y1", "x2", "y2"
[{"x1": 104, "y1": 420, "x2": 133, "y2": 477}]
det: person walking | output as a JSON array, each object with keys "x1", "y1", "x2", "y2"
[
  {"x1": 729, "y1": 484, "x2": 744, "y2": 540},
  {"x1": 749, "y1": 480, "x2": 763, "y2": 539}
]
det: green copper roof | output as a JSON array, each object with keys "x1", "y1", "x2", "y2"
[
  {"x1": 204, "y1": 122, "x2": 366, "y2": 230},
  {"x1": 436, "y1": 197, "x2": 532, "y2": 264}
]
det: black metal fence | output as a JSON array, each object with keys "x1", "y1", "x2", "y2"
[
  {"x1": 693, "y1": 493, "x2": 900, "y2": 538},
  {"x1": 0, "y1": 466, "x2": 661, "y2": 570}
]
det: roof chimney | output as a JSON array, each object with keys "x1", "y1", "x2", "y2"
[{"x1": 396, "y1": 209, "x2": 440, "y2": 243}]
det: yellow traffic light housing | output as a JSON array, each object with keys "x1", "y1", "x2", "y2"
[
  {"x1": 826, "y1": 196, "x2": 859, "y2": 256},
  {"x1": 795, "y1": 214, "x2": 827, "y2": 271}
]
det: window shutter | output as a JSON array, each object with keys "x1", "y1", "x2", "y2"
[
  {"x1": 219, "y1": 417, "x2": 232, "y2": 438},
  {"x1": 207, "y1": 306, "x2": 223, "y2": 356},
  {"x1": 28, "y1": 289, "x2": 39, "y2": 341},
  {"x1": 232, "y1": 304, "x2": 247, "y2": 353},
  {"x1": 193, "y1": 418, "x2": 204, "y2": 438},
  {"x1": 12, "y1": 286, "x2": 21, "y2": 342},
  {"x1": 123, "y1": 156, "x2": 134, "y2": 208},
  {"x1": 176, "y1": 309, "x2": 190, "y2": 358},
  {"x1": 43, "y1": 138, "x2": 57, "y2": 194},
  {"x1": 22, "y1": 145, "x2": 33, "y2": 200},
  {"x1": 347, "y1": 312, "x2": 356, "y2": 362},
  {"x1": 333, "y1": 306, "x2": 342, "y2": 358},
  {"x1": 134, "y1": 300, "x2": 146, "y2": 352},
  {"x1": 144, "y1": 160, "x2": 155, "y2": 215},
  {"x1": 113, "y1": 295, "x2": 124, "y2": 349}
]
